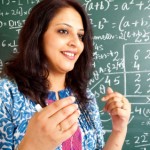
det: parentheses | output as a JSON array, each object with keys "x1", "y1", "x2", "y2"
[
  {"x1": 19, "y1": 7, "x2": 23, "y2": 17},
  {"x1": 143, "y1": 108, "x2": 148, "y2": 118},
  {"x1": 104, "y1": 0, "x2": 111, "y2": 11}
]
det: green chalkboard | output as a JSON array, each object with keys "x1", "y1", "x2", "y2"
[{"x1": 1, "y1": 0, "x2": 150, "y2": 149}]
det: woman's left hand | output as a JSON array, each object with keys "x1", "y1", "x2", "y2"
[{"x1": 102, "y1": 87, "x2": 131, "y2": 132}]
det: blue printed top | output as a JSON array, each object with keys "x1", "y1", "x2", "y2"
[{"x1": 0, "y1": 77, "x2": 104, "y2": 150}]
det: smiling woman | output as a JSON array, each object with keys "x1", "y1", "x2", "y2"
[{"x1": 0, "y1": 0, "x2": 131, "y2": 150}]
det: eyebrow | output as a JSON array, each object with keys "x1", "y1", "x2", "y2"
[{"x1": 55, "y1": 23, "x2": 84, "y2": 31}]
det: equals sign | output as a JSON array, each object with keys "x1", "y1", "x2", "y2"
[{"x1": 112, "y1": 23, "x2": 116, "y2": 28}]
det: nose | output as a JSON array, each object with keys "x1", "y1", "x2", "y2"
[{"x1": 67, "y1": 34, "x2": 80, "y2": 48}]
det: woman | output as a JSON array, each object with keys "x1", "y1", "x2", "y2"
[{"x1": 0, "y1": 0, "x2": 131, "y2": 149}]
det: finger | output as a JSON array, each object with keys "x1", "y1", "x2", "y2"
[
  {"x1": 106, "y1": 87, "x2": 113, "y2": 94},
  {"x1": 102, "y1": 92, "x2": 122, "y2": 102},
  {"x1": 103, "y1": 95, "x2": 122, "y2": 111},
  {"x1": 122, "y1": 96, "x2": 130, "y2": 105},
  {"x1": 40, "y1": 96, "x2": 76, "y2": 118},
  {"x1": 57, "y1": 109, "x2": 80, "y2": 131},
  {"x1": 104, "y1": 96, "x2": 122, "y2": 106},
  {"x1": 104, "y1": 101, "x2": 123, "y2": 113},
  {"x1": 50, "y1": 103, "x2": 79, "y2": 125},
  {"x1": 110, "y1": 107, "x2": 129, "y2": 117},
  {"x1": 122, "y1": 99, "x2": 131, "y2": 111},
  {"x1": 61, "y1": 122, "x2": 79, "y2": 140}
]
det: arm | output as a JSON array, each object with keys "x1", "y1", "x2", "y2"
[
  {"x1": 103, "y1": 128, "x2": 127, "y2": 150},
  {"x1": 0, "y1": 81, "x2": 15, "y2": 149},
  {"x1": 102, "y1": 87, "x2": 131, "y2": 150},
  {"x1": 0, "y1": 79, "x2": 33, "y2": 150}
]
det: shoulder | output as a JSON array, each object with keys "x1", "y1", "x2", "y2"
[
  {"x1": 0, "y1": 77, "x2": 20, "y2": 104},
  {"x1": 0, "y1": 77, "x2": 36, "y2": 149},
  {"x1": 0, "y1": 78, "x2": 20, "y2": 117},
  {"x1": 0, "y1": 77, "x2": 36, "y2": 127},
  {"x1": 0, "y1": 77, "x2": 35, "y2": 113},
  {"x1": 0, "y1": 77, "x2": 18, "y2": 102},
  {"x1": 0, "y1": 77, "x2": 18, "y2": 91}
]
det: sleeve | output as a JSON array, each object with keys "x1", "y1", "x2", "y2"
[
  {"x1": 0, "y1": 81, "x2": 15, "y2": 150},
  {"x1": 86, "y1": 89, "x2": 105, "y2": 149}
]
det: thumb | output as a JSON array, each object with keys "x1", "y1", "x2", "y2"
[{"x1": 106, "y1": 87, "x2": 113, "y2": 94}]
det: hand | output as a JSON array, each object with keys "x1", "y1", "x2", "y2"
[
  {"x1": 19, "y1": 96, "x2": 80, "y2": 150},
  {"x1": 102, "y1": 87, "x2": 131, "y2": 132}
]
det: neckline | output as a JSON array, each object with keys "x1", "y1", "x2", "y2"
[{"x1": 47, "y1": 87, "x2": 72, "y2": 101}]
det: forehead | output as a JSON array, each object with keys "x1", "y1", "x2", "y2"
[{"x1": 49, "y1": 7, "x2": 84, "y2": 29}]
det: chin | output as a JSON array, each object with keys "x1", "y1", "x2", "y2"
[{"x1": 63, "y1": 66, "x2": 74, "y2": 73}]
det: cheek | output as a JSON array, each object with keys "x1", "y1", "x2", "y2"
[
  {"x1": 76, "y1": 45, "x2": 84, "y2": 61},
  {"x1": 43, "y1": 38, "x2": 60, "y2": 54},
  {"x1": 79, "y1": 43, "x2": 84, "y2": 55}
]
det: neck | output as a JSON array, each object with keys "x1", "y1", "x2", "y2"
[{"x1": 48, "y1": 73, "x2": 66, "y2": 92}]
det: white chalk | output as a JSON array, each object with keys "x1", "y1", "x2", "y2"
[{"x1": 35, "y1": 104, "x2": 43, "y2": 112}]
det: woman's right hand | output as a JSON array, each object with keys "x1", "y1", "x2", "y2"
[{"x1": 18, "y1": 96, "x2": 80, "y2": 150}]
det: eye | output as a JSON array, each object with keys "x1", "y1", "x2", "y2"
[
  {"x1": 78, "y1": 34, "x2": 84, "y2": 41},
  {"x1": 58, "y1": 29, "x2": 68, "y2": 34}
]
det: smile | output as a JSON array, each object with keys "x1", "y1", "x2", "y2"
[{"x1": 62, "y1": 52, "x2": 75, "y2": 57}]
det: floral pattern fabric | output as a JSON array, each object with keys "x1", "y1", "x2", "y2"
[{"x1": 0, "y1": 77, "x2": 104, "y2": 150}]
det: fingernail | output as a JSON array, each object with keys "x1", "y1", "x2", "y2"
[
  {"x1": 77, "y1": 110, "x2": 81, "y2": 115},
  {"x1": 70, "y1": 96, "x2": 76, "y2": 102},
  {"x1": 75, "y1": 104, "x2": 79, "y2": 109},
  {"x1": 101, "y1": 97, "x2": 106, "y2": 101}
]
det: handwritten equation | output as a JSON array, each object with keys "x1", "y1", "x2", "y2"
[{"x1": 0, "y1": 0, "x2": 38, "y2": 66}]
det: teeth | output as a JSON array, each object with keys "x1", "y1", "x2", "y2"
[{"x1": 63, "y1": 52, "x2": 75, "y2": 57}]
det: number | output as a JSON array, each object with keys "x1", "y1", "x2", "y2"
[
  {"x1": 135, "y1": 74, "x2": 141, "y2": 82},
  {"x1": 113, "y1": 51, "x2": 119, "y2": 61},
  {"x1": 133, "y1": 61, "x2": 140, "y2": 70},
  {"x1": 99, "y1": 84, "x2": 105, "y2": 95},
  {"x1": 134, "y1": 84, "x2": 142, "y2": 94},
  {"x1": 135, "y1": 106, "x2": 142, "y2": 115},
  {"x1": 145, "y1": 50, "x2": 150, "y2": 59},
  {"x1": 114, "y1": 76, "x2": 120, "y2": 85},
  {"x1": 2, "y1": 40, "x2": 6, "y2": 47},
  {"x1": 134, "y1": 136, "x2": 140, "y2": 144},
  {"x1": 134, "y1": 49, "x2": 140, "y2": 60},
  {"x1": 147, "y1": 73, "x2": 150, "y2": 81},
  {"x1": 11, "y1": 10, "x2": 16, "y2": 15},
  {"x1": 141, "y1": 134, "x2": 148, "y2": 143},
  {"x1": 105, "y1": 75, "x2": 111, "y2": 86}
]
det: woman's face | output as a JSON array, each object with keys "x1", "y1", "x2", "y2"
[{"x1": 43, "y1": 7, "x2": 84, "y2": 75}]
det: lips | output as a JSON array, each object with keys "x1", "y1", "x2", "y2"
[{"x1": 62, "y1": 51, "x2": 76, "y2": 60}]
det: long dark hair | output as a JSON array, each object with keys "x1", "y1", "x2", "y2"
[{"x1": 2, "y1": 0, "x2": 93, "y2": 107}]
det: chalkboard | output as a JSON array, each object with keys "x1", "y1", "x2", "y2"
[{"x1": 1, "y1": 0, "x2": 150, "y2": 149}]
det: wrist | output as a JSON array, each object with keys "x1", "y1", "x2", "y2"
[
  {"x1": 17, "y1": 138, "x2": 56, "y2": 150},
  {"x1": 112, "y1": 127, "x2": 127, "y2": 136},
  {"x1": 16, "y1": 138, "x2": 33, "y2": 150}
]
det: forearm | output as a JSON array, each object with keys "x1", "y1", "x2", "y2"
[{"x1": 103, "y1": 127, "x2": 127, "y2": 150}]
